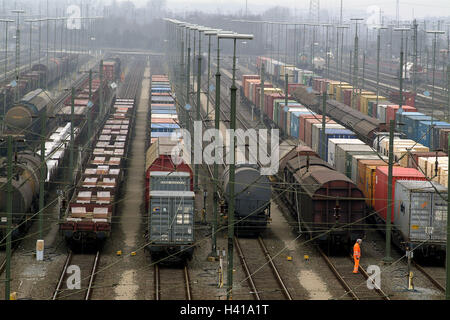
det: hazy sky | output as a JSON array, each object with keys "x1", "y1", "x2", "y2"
[{"x1": 113, "y1": 0, "x2": 450, "y2": 19}]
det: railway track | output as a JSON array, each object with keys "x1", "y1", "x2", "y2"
[
  {"x1": 119, "y1": 58, "x2": 145, "y2": 98},
  {"x1": 412, "y1": 261, "x2": 446, "y2": 293},
  {"x1": 317, "y1": 246, "x2": 390, "y2": 300},
  {"x1": 52, "y1": 251, "x2": 100, "y2": 300},
  {"x1": 154, "y1": 264, "x2": 192, "y2": 300},
  {"x1": 235, "y1": 236, "x2": 292, "y2": 300}
]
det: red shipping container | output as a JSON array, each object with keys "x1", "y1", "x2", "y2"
[
  {"x1": 407, "y1": 151, "x2": 447, "y2": 169},
  {"x1": 299, "y1": 115, "x2": 323, "y2": 143},
  {"x1": 145, "y1": 138, "x2": 193, "y2": 210},
  {"x1": 254, "y1": 83, "x2": 273, "y2": 106},
  {"x1": 265, "y1": 93, "x2": 287, "y2": 121},
  {"x1": 374, "y1": 167, "x2": 426, "y2": 222},
  {"x1": 303, "y1": 117, "x2": 336, "y2": 147},
  {"x1": 385, "y1": 105, "x2": 417, "y2": 124},
  {"x1": 247, "y1": 79, "x2": 260, "y2": 101},
  {"x1": 343, "y1": 89, "x2": 352, "y2": 106},
  {"x1": 439, "y1": 129, "x2": 450, "y2": 151},
  {"x1": 287, "y1": 83, "x2": 303, "y2": 95}
]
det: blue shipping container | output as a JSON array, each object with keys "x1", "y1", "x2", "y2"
[
  {"x1": 402, "y1": 114, "x2": 432, "y2": 139},
  {"x1": 417, "y1": 121, "x2": 450, "y2": 148}
]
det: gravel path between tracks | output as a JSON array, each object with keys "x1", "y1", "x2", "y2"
[{"x1": 90, "y1": 59, "x2": 150, "y2": 300}]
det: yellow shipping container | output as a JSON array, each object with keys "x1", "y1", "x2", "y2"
[
  {"x1": 280, "y1": 65, "x2": 295, "y2": 81},
  {"x1": 327, "y1": 80, "x2": 342, "y2": 96},
  {"x1": 428, "y1": 158, "x2": 448, "y2": 181},
  {"x1": 334, "y1": 84, "x2": 352, "y2": 102},
  {"x1": 439, "y1": 166, "x2": 448, "y2": 187},
  {"x1": 360, "y1": 94, "x2": 379, "y2": 116}
]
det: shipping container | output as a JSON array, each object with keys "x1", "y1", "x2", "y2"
[
  {"x1": 149, "y1": 191, "x2": 195, "y2": 245},
  {"x1": 417, "y1": 121, "x2": 450, "y2": 148},
  {"x1": 334, "y1": 144, "x2": 374, "y2": 176},
  {"x1": 327, "y1": 138, "x2": 365, "y2": 167},
  {"x1": 356, "y1": 159, "x2": 388, "y2": 206},
  {"x1": 374, "y1": 167, "x2": 426, "y2": 222},
  {"x1": 394, "y1": 180, "x2": 447, "y2": 250}
]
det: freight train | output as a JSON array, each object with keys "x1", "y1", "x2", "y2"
[
  {"x1": 0, "y1": 59, "x2": 119, "y2": 248},
  {"x1": 145, "y1": 74, "x2": 194, "y2": 262},
  {"x1": 241, "y1": 58, "x2": 448, "y2": 257},
  {"x1": 0, "y1": 54, "x2": 77, "y2": 116},
  {"x1": 0, "y1": 69, "x2": 110, "y2": 245},
  {"x1": 60, "y1": 97, "x2": 134, "y2": 249}
]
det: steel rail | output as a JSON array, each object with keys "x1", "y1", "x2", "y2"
[
  {"x1": 85, "y1": 251, "x2": 100, "y2": 300},
  {"x1": 154, "y1": 264, "x2": 160, "y2": 300},
  {"x1": 234, "y1": 237, "x2": 261, "y2": 300},
  {"x1": 412, "y1": 261, "x2": 445, "y2": 293},
  {"x1": 347, "y1": 254, "x2": 390, "y2": 300},
  {"x1": 258, "y1": 236, "x2": 293, "y2": 300},
  {"x1": 52, "y1": 251, "x2": 73, "y2": 300},
  {"x1": 184, "y1": 265, "x2": 192, "y2": 300},
  {"x1": 317, "y1": 246, "x2": 359, "y2": 300}
]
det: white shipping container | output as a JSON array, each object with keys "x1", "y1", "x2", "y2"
[
  {"x1": 377, "y1": 104, "x2": 388, "y2": 123},
  {"x1": 335, "y1": 144, "x2": 374, "y2": 176},
  {"x1": 327, "y1": 138, "x2": 364, "y2": 167},
  {"x1": 394, "y1": 180, "x2": 447, "y2": 247}
]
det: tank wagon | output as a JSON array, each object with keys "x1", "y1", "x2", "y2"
[
  {"x1": 221, "y1": 164, "x2": 272, "y2": 235},
  {"x1": 145, "y1": 74, "x2": 194, "y2": 262},
  {"x1": 4, "y1": 89, "x2": 54, "y2": 141},
  {"x1": 0, "y1": 54, "x2": 77, "y2": 116}
]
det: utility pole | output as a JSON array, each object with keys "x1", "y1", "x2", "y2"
[
  {"x1": 218, "y1": 32, "x2": 253, "y2": 301},
  {"x1": 323, "y1": 24, "x2": 332, "y2": 79},
  {"x1": 5, "y1": 135, "x2": 12, "y2": 300},
  {"x1": 412, "y1": 20, "x2": 418, "y2": 107},
  {"x1": 39, "y1": 103, "x2": 46, "y2": 240},
  {"x1": 1, "y1": 19, "x2": 14, "y2": 119},
  {"x1": 427, "y1": 30, "x2": 445, "y2": 151},
  {"x1": 376, "y1": 27, "x2": 387, "y2": 109},
  {"x1": 227, "y1": 38, "x2": 237, "y2": 301},
  {"x1": 186, "y1": 29, "x2": 191, "y2": 133},
  {"x1": 260, "y1": 63, "x2": 265, "y2": 124},
  {"x1": 284, "y1": 72, "x2": 289, "y2": 135},
  {"x1": 99, "y1": 59, "x2": 103, "y2": 119},
  {"x1": 88, "y1": 69, "x2": 92, "y2": 141},
  {"x1": 195, "y1": 29, "x2": 204, "y2": 191},
  {"x1": 321, "y1": 92, "x2": 327, "y2": 160},
  {"x1": 446, "y1": 138, "x2": 450, "y2": 300},
  {"x1": 350, "y1": 18, "x2": 364, "y2": 110},
  {"x1": 210, "y1": 34, "x2": 221, "y2": 260},
  {"x1": 384, "y1": 120, "x2": 394, "y2": 263},
  {"x1": 69, "y1": 87, "x2": 75, "y2": 187},
  {"x1": 12, "y1": 10, "x2": 25, "y2": 102}
]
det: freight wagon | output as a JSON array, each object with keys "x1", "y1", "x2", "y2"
[
  {"x1": 243, "y1": 58, "x2": 449, "y2": 257},
  {"x1": 145, "y1": 74, "x2": 194, "y2": 262},
  {"x1": 60, "y1": 98, "x2": 135, "y2": 250},
  {"x1": 0, "y1": 66, "x2": 107, "y2": 246}
]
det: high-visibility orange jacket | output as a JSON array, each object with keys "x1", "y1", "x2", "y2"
[{"x1": 353, "y1": 243, "x2": 361, "y2": 259}]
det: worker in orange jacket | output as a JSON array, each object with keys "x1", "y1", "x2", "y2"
[{"x1": 353, "y1": 239, "x2": 362, "y2": 273}]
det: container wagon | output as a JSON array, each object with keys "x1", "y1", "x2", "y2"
[
  {"x1": 60, "y1": 98, "x2": 135, "y2": 250},
  {"x1": 145, "y1": 74, "x2": 194, "y2": 262},
  {"x1": 244, "y1": 59, "x2": 449, "y2": 257}
]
